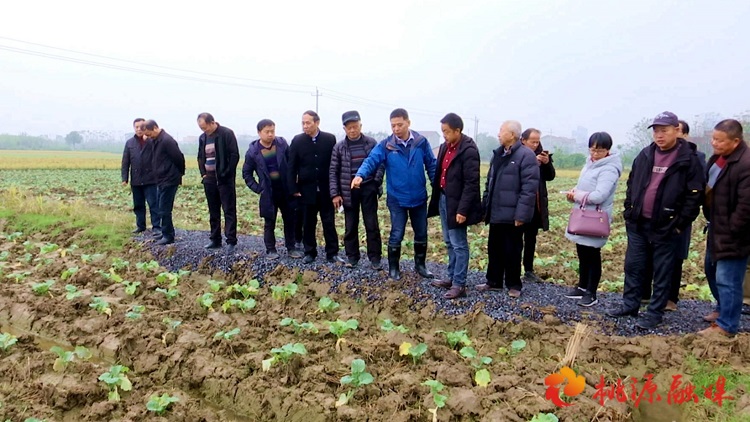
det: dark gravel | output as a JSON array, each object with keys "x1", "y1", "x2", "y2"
[{"x1": 137, "y1": 229, "x2": 749, "y2": 337}]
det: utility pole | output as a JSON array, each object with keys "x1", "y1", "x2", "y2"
[
  {"x1": 474, "y1": 116, "x2": 479, "y2": 140},
  {"x1": 312, "y1": 87, "x2": 322, "y2": 113}
]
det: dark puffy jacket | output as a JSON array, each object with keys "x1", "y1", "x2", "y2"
[
  {"x1": 151, "y1": 130, "x2": 186, "y2": 187},
  {"x1": 197, "y1": 124, "x2": 240, "y2": 184},
  {"x1": 623, "y1": 139, "x2": 704, "y2": 241},
  {"x1": 704, "y1": 141, "x2": 750, "y2": 260},
  {"x1": 532, "y1": 143, "x2": 556, "y2": 231},
  {"x1": 427, "y1": 135, "x2": 483, "y2": 229},
  {"x1": 121, "y1": 135, "x2": 156, "y2": 186},
  {"x1": 329, "y1": 135, "x2": 383, "y2": 208},
  {"x1": 482, "y1": 141, "x2": 540, "y2": 224},
  {"x1": 242, "y1": 137, "x2": 293, "y2": 219}
]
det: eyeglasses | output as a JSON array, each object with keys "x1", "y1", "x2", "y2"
[{"x1": 589, "y1": 148, "x2": 608, "y2": 153}]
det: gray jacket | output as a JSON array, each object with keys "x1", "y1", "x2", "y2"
[
  {"x1": 565, "y1": 151, "x2": 623, "y2": 248},
  {"x1": 482, "y1": 141, "x2": 540, "y2": 224}
]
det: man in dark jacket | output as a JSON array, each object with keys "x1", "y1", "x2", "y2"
[
  {"x1": 330, "y1": 111, "x2": 384, "y2": 269},
  {"x1": 698, "y1": 119, "x2": 750, "y2": 337},
  {"x1": 479, "y1": 120, "x2": 539, "y2": 298},
  {"x1": 608, "y1": 111, "x2": 704, "y2": 330},
  {"x1": 427, "y1": 113, "x2": 483, "y2": 299},
  {"x1": 287, "y1": 110, "x2": 342, "y2": 264},
  {"x1": 143, "y1": 120, "x2": 186, "y2": 246},
  {"x1": 243, "y1": 119, "x2": 301, "y2": 260},
  {"x1": 197, "y1": 113, "x2": 240, "y2": 252},
  {"x1": 352, "y1": 108, "x2": 437, "y2": 280},
  {"x1": 519, "y1": 128, "x2": 555, "y2": 283},
  {"x1": 121, "y1": 118, "x2": 160, "y2": 235}
]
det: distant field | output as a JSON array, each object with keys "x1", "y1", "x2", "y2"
[{"x1": 0, "y1": 150, "x2": 199, "y2": 170}]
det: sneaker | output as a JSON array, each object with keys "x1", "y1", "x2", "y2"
[
  {"x1": 606, "y1": 306, "x2": 639, "y2": 318},
  {"x1": 578, "y1": 294, "x2": 598, "y2": 307},
  {"x1": 524, "y1": 271, "x2": 542, "y2": 283},
  {"x1": 476, "y1": 283, "x2": 502, "y2": 292},
  {"x1": 444, "y1": 286, "x2": 467, "y2": 299},
  {"x1": 204, "y1": 241, "x2": 222, "y2": 250},
  {"x1": 703, "y1": 311, "x2": 719, "y2": 322},
  {"x1": 266, "y1": 251, "x2": 280, "y2": 260},
  {"x1": 289, "y1": 249, "x2": 304, "y2": 259},
  {"x1": 636, "y1": 316, "x2": 661, "y2": 330},
  {"x1": 327, "y1": 255, "x2": 346, "y2": 264},
  {"x1": 508, "y1": 289, "x2": 521, "y2": 298},
  {"x1": 697, "y1": 323, "x2": 733, "y2": 338},
  {"x1": 155, "y1": 237, "x2": 174, "y2": 246},
  {"x1": 664, "y1": 300, "x2": 677, "y2": 312},
  {"x1": 564, "y1": 287, "x2": 586, "y2": 299},
  {"x1": 151, "y1": 231, "x2": 163, "y2": 238},
  {"x1": 303, "y1": 255, "x2": 315, "y2": 264},
  {"x1": 132, "y1": 227, "x2": 146, "y2": 234},
  {"x1": 345, "y1": 258, "x2": 359, "y2": 268}
]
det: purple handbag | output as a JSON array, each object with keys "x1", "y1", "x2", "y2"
[{"x1": 566, "y1": 193, "x2": 610, "y2": 238}]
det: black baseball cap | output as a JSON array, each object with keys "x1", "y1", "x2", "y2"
[
  {"x1": 648, "y1": 111, "x2": 679, "y2": 128},
  {"x1": 342, "y1": 110, "x2": 361, "y2": 125}
]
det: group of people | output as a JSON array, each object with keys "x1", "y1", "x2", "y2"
[{"x1": 121, "y1": 109, "x2": 750, "y2": 337}]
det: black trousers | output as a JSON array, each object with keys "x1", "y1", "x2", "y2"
[
  {"x1": 576, "y1": 244, "x2": 602, "y2": 296},
  {"x1": 294, "y1": 202, "x2": 305, "y2": 244},
  {"x1": 641, "y1": 258, "x2": 683, "y2": 303},
  {"x1": 303, "y1": 191, "x2": 339, "y2": 258},
  {"x1": 263, "y1": 193, "x2": 296, "y2": 253},
  {"x1": 522, "y1": 225, "x2": 539, "y2": 273},
  {"x1": 203, "y1": 179, "x2": 237, "y2": 245},
  {"x1": 486, "y1": 223, "x2": 523, "y2": 290},
  {"x1": 343, "y1": 183, "x2": 382, "y2": 261}
]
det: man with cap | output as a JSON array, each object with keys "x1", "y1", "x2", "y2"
[
  {"x1": 608, "y1": 111, "x2": 704, "y2": 330},
  {"x1": 329, "y1": 111, "x2": 384, "y2": 269}
]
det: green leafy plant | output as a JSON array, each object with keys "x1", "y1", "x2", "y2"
[
  {"x1": 262, "y1": 343, "x2": 307, "y2": 371},
  {"x1": 146, "y1": 393, "x2": 180, "y2": 415},
  {"x1": 400, "y1": 342, "x2": 428, "y2": 364},
  {"x1": 422, "y1": 379, "x2": 448, "y2": 420},
  {"x1": 497, "y1": 339, "x2": 527, "y2": 356},
  {"x1": 156, "y1": 270, "x2": 190, "y2": 287},
  {"x1": 0, "y1": 251, "x2": 9, "y2": 261},
  {"x1": 31, "y1": 279, "x2": 55, "y2": 296},
  {"x1": 155, "y1": 287, "x2": 179, "y2": 300},
  {"x1": 0, "y1": 333, "x2": 18, "y2": 352},
  {"x1": 64, "y1": 284, "x2": 82, "y2": 300},
  {"x1": 33, "y1": 257, "x2": 53, "y2": 267},
  {"x1": 5, "y1": 271, "x2": 31, "y2": 283},
  {"x1": 61, "y1": 266, "x2": 79, "y2": 281},
  {"x1": 135, "y1": 260, "x2": 159, "y2": 271},
  {"x1": 110, "y1": 257, "x2": 130, "y2": 271},
  {"x1": 197, "y1": 292, "x2": 215, "y2": 310},
  {"x1": 326, "y1": 319, "x2": 359, "y2": 339},
  {"x1": 123, "y1": 281, "x2": 140, "y2": 296},
  {"x1": 214, "y1": 328, "x2": 240, "y2": 341},
  {"x1": 221, "y1": 298, "x2": 256, "y2": 313},
  {"x1": 39, "y1": 242, "x2": 59, "y2": 254},
  {"x1": 206, "y1": 279, "x2": 224, "y2": 293},
  {"x1": 459, "y1": 347, "x2": 493, "y2": 387},
  {"x1": 23, "y1": 418, "x2": 46, "y2": 422},
  {"x1": 22, "y1": 240, "x2": 34, "y2": 252},
  {"x1": 280, "y1": 318, "x2": 319, "y2": 334},
  {"x1": 226, "y1": 279, "x2": 260, "y2": 298},
  {"x1": 96, "y1": 268, "x2": 123, "y2": 283},
  {"x1": 89, "y1": 297, "x2": 112, "y2": 316},
  {"x1": 59, "y1": 244, "x2": 78, "y2": 257},
  {"x1": 50, "y1": 345, "x2": 92, "y2": 372},
  {"x1": 98, "y1": 365, "x2": 133, "y2": 402},
  {"x1": 317, "y1": 296, "x2": 340, "y2": 313},
  {"x1": 81, "y1": 253, "x2": 105, "y2": 263},
  {"x1": 437, "y1": 329, "x2": 471, "y2": 350},
  {"x1": 380, "y1": 319, "x2": 409, "y2": 333},
  {"x1": 336, "y1": 358, "x2": 374, "y2": 407},
  {"x1": 20, "y1": 253, "x2": 32, "y2": 264},
  {"x1": 163, "y1": 318, "x2": 181, "y2": 331},
  {"x1": 5, "y1": 231, "x2": 23, "y2": 242},
  {"x1": 529, "y1": 413, "x2": 559, "y2": 422},
  {"x1": 126, "y1": 305, "x2": 145, "y2": 320},
  {"x1": 270, "y1": 283, "x2": 298, "y2": 302}
]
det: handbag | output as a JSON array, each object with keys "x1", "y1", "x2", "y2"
[{"x1": 566, "y1": 193, "x2": 610, "y2": 238}]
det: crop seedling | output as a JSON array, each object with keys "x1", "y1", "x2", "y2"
[
  {"x1": 50, "y1": 345, "x2": 92, "y2": 372},
  {"x1": 163, "y1": 318, "x2": 181, "y2": 331},
  {"x1": 270, "y1": 283, "x2": 298, "y2": 302},
  {"x1": 214, "y1": 327, "x2": 240, "y2": 341},
  {"x1": 280, "y1": 318, "x2": 319, "y2": 334},
  {"x1": 126, "y1": 305, "x2": 145, "y2": 320},
  {"x1": 81, "y1": 253, "x2": 105, "y2": 263},
  {"x1": 155, "y1": 287, "x2": 179, "y2": 300},
  {"x1": 33, "y1": 257, "x2": 53, "y2": 267},
  {"x1": 64, "y1": 284, "x2": 82, "y2": 300},
  {"x1": 61, "y1": 266, "x2": 79, "y2": 281},
  {"x1": 22, "y1": 240, "x2": 34, "y2": 252},
  {"x1": 39, "y1": 243, "x2": 59, "y2": 255},
  {"x1": 262, "y1": 343, "x2": 307, "y2": 371},
  {"x1": 5, "y1": 231, "x2": 23, "y2": 242},
  {"x1": 23, "y1": 418, "x2": 46, "y2": 422},
  {"x1": 135, "y1": 260, "x2": 159, "y2": 272},
  {"x1": 5, "y1": 271, "x2": 31, "y2": 283},
  {"x1": 326, "y1": 319, "x2": 359, "y2": 350},
  {"x1": 156, "y1": 270, "x2": 190, "y2": 287},
  {"x1": 110, "y1": 257, "x2": 130, "y2": 271},
  {"x1": 437, "y1": 329, "x2": 472, "y2": 350},
  {"x1": 0, "y1": 333, "x2": 18, "y2": 352},
  {"x1": 400, "y1": 342, "x2": 428, "y2": 364},
  {"x1": 20, "y1": 253, "x2": 33, "y2": 264},
  {"x1": 123, "y1": 281, "x2": 140, "y2": 296},
  {"x1": 530, "y1": 413, "x2": 559, "y2": 422},
  {"x1": 380, "y1": 319, "x2": 409, "y2": 333},
  {"x1": 317, "y1": 296, "x2": 340, "y2": 313},
  {"x1": 206, "y1": 279, "x2": 224, "y2": 293},
  {"x1": 96, "y1": 269, "x2": 123, "y2": 283},
  {"x1": 226, "y1": 279, "x2": 260, "y2": 298},
  {"x1": 0, "y1": 251, "x2": 9, "y2": 261},
  {"x1": 146, "y1": 393, "x2": 180, "y2": 415},
  {"x1": 98, "y1": 365, "x2": 133, "y2": 402},
  {"x1": 31, "y1": 280, "x2": 55, "y2": 296},
  {"x1": 221, "y1": 298, "x2": 256, "y2": 313},
  {"x1": 89, "y1": 297, "x2": 112, "y2": 316},
  {"x1": 335, "y1": 358, "x2": 374, "y2": 407},
  {"x1": 59, "y1": 244, "x2": 78, "y2": 257},
  {"x1": 459, "y1": 347, "x2": 493, "y2": 387},
  {"x1": 422, "y1": 379, "x2": 448, "y2": 421},
  {"x1": 198, "y1": 292, "x2": 215, "y2": 311},
  {"x1": 497, "y1": 339, "x2": 527, "y2": 356}
]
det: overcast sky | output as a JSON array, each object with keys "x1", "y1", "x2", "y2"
[{"x1": 1, "y1": 0, "x2": 749, "y2": 145}]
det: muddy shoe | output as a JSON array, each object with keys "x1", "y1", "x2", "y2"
[
  {"x1": 703, "y1": 311, "x2": 719, "y2": 322},
  {"x1": 444, "y1": 286, "x2": 466, "y2": 299},
  {"x1": 266, "y1": 251, "x2": 280, "y2": 260},
  {"x1": 476, "y1": 283, "x2": 502, "y2": 292},
  {"x1": 697, "y1": 323, "x2": 733, "y2": 338},
  {"x1": 523, "y1": 271, "x2": 542, "y2": 283},
  {"x1": 431, "y1": 279, "x2": 452, "y2": 289},
  {"x1": 289, "y1": 249, "x2": 304, "y2": 259},
  {"x1": 508, "y1": 289, "x2": 521, "y2": 298},
  {"x1": 664, "y1": 300, "x2": 677, "y2": 312}
]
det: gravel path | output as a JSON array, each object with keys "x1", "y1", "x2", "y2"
[{"x1": 138, "y1": 229, "x2": 749, "y2": 337}]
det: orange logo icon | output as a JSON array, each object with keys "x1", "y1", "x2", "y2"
[{"x1": 544, "y1": 366, "x2": 586, "y2": 407}]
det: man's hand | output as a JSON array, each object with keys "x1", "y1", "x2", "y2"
[
  {"x1": 456, "y1": 214, "x2": 466, "y2": 224},
  {"x1": 537, "y1": 152, "x2": 550, "y2": 164},
  {"x1": 515, "y1": 220, "x2": 524, "y2": 227},
  {"x1": 351, "y1": 176, "x2": 363, "y2": 189},
  {"x1": 121, "y1": 181, "x2": 128, "y2": 187},
  {"x1": 332, "y1": 196, "x2": 343, "y2": 209},
  {"x1": 293, "y1": 192, "x2": 301, "y2": 197}
]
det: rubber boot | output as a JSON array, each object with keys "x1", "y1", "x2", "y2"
[
  {"x1": 414, "y1": 242, "x2": 434, "y2": 279},
  {"x1": 388, "y1": 245, "x2": 401, "y2": 280}
]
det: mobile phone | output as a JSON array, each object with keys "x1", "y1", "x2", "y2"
[
  {"x1": 559, "y1": 191, "x2": 569, "y2": 194},
  {"x1": 543, "y1": 150, "x2": 549, "y2": 155}
]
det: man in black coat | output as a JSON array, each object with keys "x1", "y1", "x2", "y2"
[
  {"x1": 287, "y1": 110, "x2": 342, "y2": 264},
  {"x1": 197, "y1": 112, "x2": 240, "y2": 252},
  {"x1": 143, "y1": 119, "x2": 186, "y2": 246},
  {"x1": 121, "y1": 118, "x2": 160, "y2": 235},
  {"x1": 427, "y1": 113, "x2": 483, "y2": 299},
  {"x1": 608, "y1": 111, "x2": 704, "y2": 330},
  {"x1": 329, "y1": 111, "x2": 384, "y2": 269}
]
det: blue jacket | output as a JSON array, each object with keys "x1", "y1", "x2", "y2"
[{"x1": 356, "y1": 131, "x2": 437, "y2": 208}]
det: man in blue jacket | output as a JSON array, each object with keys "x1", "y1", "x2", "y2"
[{"x1": 352, "y1": 108, "x2": 437, "y2": 280}]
